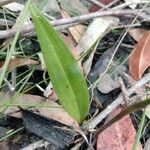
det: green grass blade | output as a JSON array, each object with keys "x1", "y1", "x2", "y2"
[
  {"x1": 0, "y1": 0, "x2": 32, "y2": 87},
  {"x1": 30, "y1": 4, "x2": 89, "y2": 123},
  {"x1": 132, "y1": 108, "x2": 146, "y2": 150}
]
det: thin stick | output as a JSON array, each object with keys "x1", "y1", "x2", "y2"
[
  {"x1": 83, "y1": 73, "x2": 150, "y2": 129},
  {"x1": 0, "y1": 9, "x2": 149, "y2": 39},
  {"x1": 119, "y1": 77, "x2": 129, "y2": 106}
]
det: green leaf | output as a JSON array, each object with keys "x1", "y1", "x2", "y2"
[{"x1": 30, "y1": 4, "x2": 89, "y2": 123}]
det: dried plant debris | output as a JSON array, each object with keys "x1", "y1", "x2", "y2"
[
  {"x1": 129, "y1": 31, "x2": 150, "y2": 80},
  {"x1": 20, "y1": 108, "x2": 76, "y2": 150},
  {"x1": 0, "y1": 0, "x2": 150, "y2": 149},
  {"x1": 97, "y1": 106, "x2": 143, "y2": 150}
]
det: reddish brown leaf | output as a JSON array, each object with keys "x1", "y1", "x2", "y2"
[
  {"x1": 0, "y1": 58, "x2": 39, "y2": 71},
  {"x1": 129, "y1": 31, "x2": 150, "y2": 80},
  {"x1": 97, "y1": 106, "x2": 143, "y2": 150}
]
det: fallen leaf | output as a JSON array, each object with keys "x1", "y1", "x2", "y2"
[
  {"x1": 97, "y1": 106, "x2": 143, "y2": 150},
  {"x1": 0, "y1": 92, "x2": 45, "y2": 116},
  {"x1": 0, "y1": 58, "x2": 39, "y2": 71},
  {"x1": 77, "y1": 17, "x2": 119, "y2": 76},
  {"x1": 39, "y1": 100, "x2": 79, "y2": 128},
  {"x1": 61, "y1": 9, "x2": 86, "y2": 43},
  {"x1": 129, "y1": 31, "x2": 150, "y2": 80},
  {"x1": 3, "y1": 2, "x2": 24, "y2": 12},
  {"x1": 129, "y1": 28, "x2": 147, "y2": 42},
  {"x1": 76, "y1": 17, "x2": 119, "y2": 55},
  {"x1": 0, "y1": 92, "x2": 79, "y2": 128}
]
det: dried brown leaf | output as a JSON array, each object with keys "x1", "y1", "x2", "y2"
[
  {"x1": 129, "y1": 31, "x2": 150, "y2": 80},
  {"x1": 38, "y1": 100, "x2": 79, "y2": 128},
  {"x1": 129, "y1": 28, "x2": 147, "y2": 42},
  {"x1": 60, "y1": 9, "x2": 86, "y2": 43},
  {"x1": 0, "y1": 93, "x2": 79, "y2": 128},
  {"x1": 0, "y1": 58, "x2": 39, "y2": 71}
]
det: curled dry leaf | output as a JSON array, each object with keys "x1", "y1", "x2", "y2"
[
  {"x1": 0, "y1": 58, "x2": 39, "y2": 71},
  {"x1": 129, "y1": 31, "x2": 150, "y2": 80}
]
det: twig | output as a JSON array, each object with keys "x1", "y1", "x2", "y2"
[
  {"x1": 119, "y1": 77, "x2": 129, "y2": 106},
  {"x1": 0, "y1": 9, "x2": 149, "y2": 39},
  {"x1": 83, "y1": 73, "x2": 150, "y2": 129}
]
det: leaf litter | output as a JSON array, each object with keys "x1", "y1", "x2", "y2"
[{"x1": 0, "y1": 0, "x2": 150, "y2": 149}]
